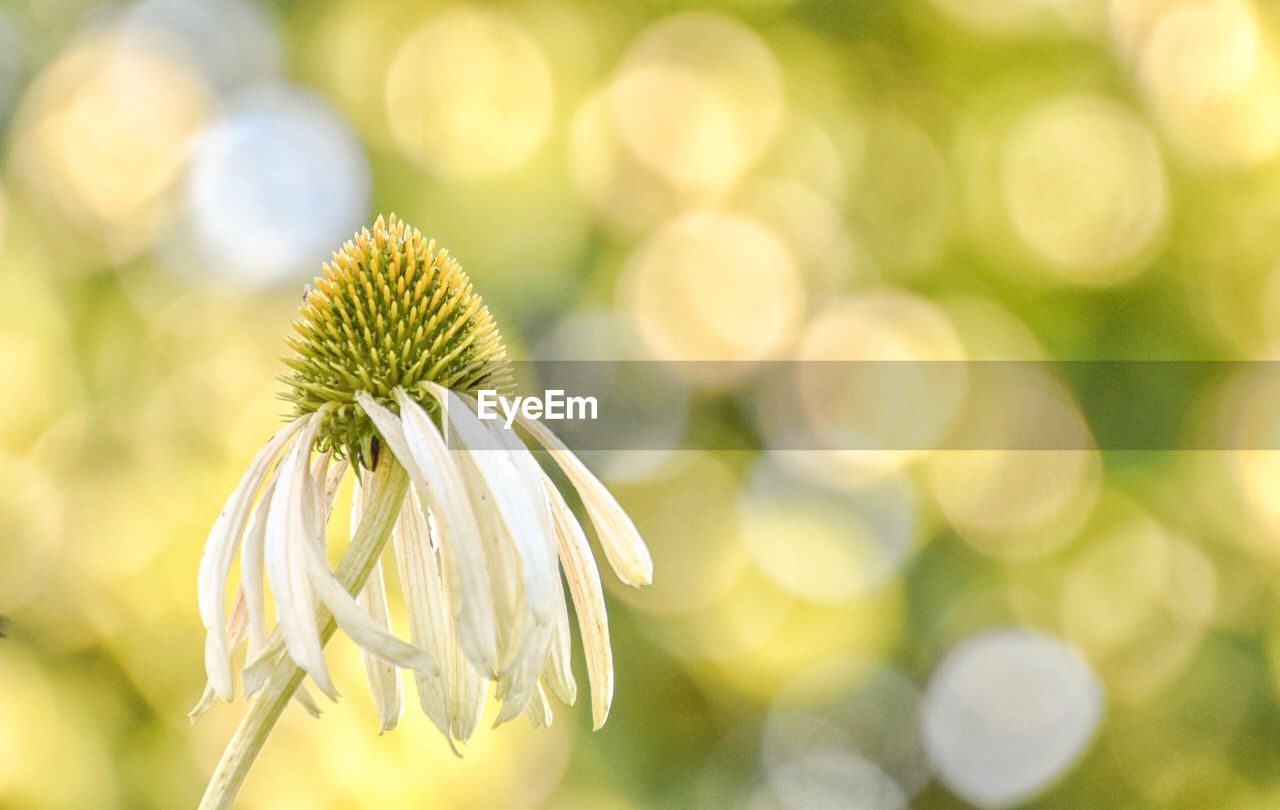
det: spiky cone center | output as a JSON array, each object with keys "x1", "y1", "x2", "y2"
[{"x1": 281, "y1": 215, "x2": 513, "y2": 462}]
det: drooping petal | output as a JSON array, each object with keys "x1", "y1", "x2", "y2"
[
  {"x1": 292, "y1": 684, "x2": 323, "y2": 718},
  {"x1": 523, "y1": 682, "x2": 553, "y2": 729},
  {"x1": 309, "y1": 451, "x2": 332, "y2": 509},
  {"x1": 192, "y1": 581, "x2": 314, "y2": 719},
  {"x1": 517, "y1": 413, "x2": 653, "y2": 587},
  {"x1": 239, "y1": 456, "x2": 370, "y2": 693},
  {"x1": 465, "y1": 479, "x2": 526, "y2": 670},
  {"x1": 441, "y1": 554, "x2": 490, "y2": 746},
  {"x1": 424, "y1": 501, "x2": 494, "y2": 747},
  {"x1": 188, "y1": 684, "x2": 218, "y2": 723},
  {"x1": 449, "y1": 661, "x2": 489, "y2": 744},
  {"x1": 199, "y1": 416, "x2": 307, "y2": 700},
  {"x1": 423, "y1": 383, "x2": 556, "y2": 625},
  {"x1": 423, "y1": 384, "x2": 558, "y2": 719},
  {"x1": 392, "y1": 491, "x2": 457, "y2": 750},
  {"x1": 264, "y1": 412, "x2": 339, "y2": 699},
  {"x1": 301, "y1": 464, "x2": 436, "y2": 676},
  {"x1": 191, "y1": 589, "x2": 252, "y2": 721},
  {"x1": 393, "y1": 389, "x2": 498, "y2": 672},
  {"x1": 493, "y1": 620, "x2": 555, "y2": 726},
  {"x1": 358, "y1": 559, "x2": 403, "y2": 732},
  {"x1": 362, "y1": 390, "x2": 522, "y2": 683},
  {"x1": 352, "y1": 473, "x2": 403, "y2": 733},
  {"x1": 241, "y1": 634, "x2": 280, "y2": 692},
  {"x1": 240, "y1": 468, "x2": 282, "y2": 696},
  {"x1": 543, "y1": 476, "x2": 614, "y2": 729},
  {"x1": 543, "y1": 575, "x2": 577, "y2": 706}
]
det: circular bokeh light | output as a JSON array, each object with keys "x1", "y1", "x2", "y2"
[
  {"x1": 621, "y1": 209, "x2": 804, "y2": 385},
  {"x1": 922, "y1": 629, "x2": 1104, "y2": 808},
  {"x1": 1001, "y1": 95, "x2": 1167, "y2": 285},
  {"x1": 385, "y1": 8, "x2": 554, "y2": 180},
  {"x1": 609, "y1": 12, "x2": 783, "y2": 197},
  {"x1": 9, "y1": 34, "x2": 212, "y2": 261},
  {"x1": 179, "y1": 84, "x2": 370, "y2": 285}
]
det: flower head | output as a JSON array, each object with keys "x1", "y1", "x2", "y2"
[
  {"x1": 195, "y1": 216, "x2": 652, "y2": 757},
  {"x1": 281, "y1": 215, "x2": 512, "y2": 463}
]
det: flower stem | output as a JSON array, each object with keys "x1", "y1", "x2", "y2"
[{"x1": 198, "y1": 454, "x2": 409, "y2": 810}]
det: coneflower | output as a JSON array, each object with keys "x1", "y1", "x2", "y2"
[{"x1": 194, "y1": 215, "x2": 652, "y2": 809}]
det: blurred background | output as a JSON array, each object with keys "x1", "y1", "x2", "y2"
[{"x1": 3, "y1": 0, "x2": 1280, "y2": 807}]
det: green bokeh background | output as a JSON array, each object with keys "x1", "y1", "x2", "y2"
[{"x1": 3, "y1": 0, "x2": 1280, "y2": 807}]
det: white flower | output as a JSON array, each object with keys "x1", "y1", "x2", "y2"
[
  {"x1": 193, "y1": 217, "x2": 651, "y2": 756},
  {"x1": 196, "y1": 390, "x2": 646, "y2": 741}
]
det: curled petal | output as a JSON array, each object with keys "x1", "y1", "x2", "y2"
[
  {"x1": 543, "y1": 476, "x2": 614, "y2": 729},
  {"x1": 543, "y1": 580, "x2": 577, "y2": 707},
  {"x1": 424, "y1": 384, "x2": 557, "y2": 720},
  {"x1": 240, "y1": 468, "x2": 281, "y2": 696},
  {"x1": 301, "y1": 466, "x2": 435, "y2": 676},
  {"x1": 393, "y1": 389, "x2": 499, "y2": 673},
  {"x1": 351, "y1": 470, "x2": 404, "y2": 732},
  {"x1": 358, "y1": 559, "x2": 403, "y2": 732},
  {"x1": 393, "y1": 493, "x2": 459, "y2": 751},
  {"x1": 264, "y1": 413, "x2": 338, "y2": 700},
  {"x1": 524, "y1": 682, "x2": 553, "y2": 729},
  {"x1": 293, "y1": 683, "x2": 323, "y2": 718},
  {"x1": 423, "y1": 383, "x2": 556, "y2": 625},
  {"x1": 518, "y1": 414, "x2": 652, "y2": 587},
  {"x1": 187, "y1": 684, "x2": 218, "y2": 724},
  {"x1": 198, "y1": 416, "x2": 307, "y2": 701}
]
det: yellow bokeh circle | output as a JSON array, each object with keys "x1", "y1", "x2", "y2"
[
  {"x1": 621, "y1": 209, "x2": 804, "y2": 385},
  {"x1": 385, "y1": 9, "x2": 554, "y2": 180}
]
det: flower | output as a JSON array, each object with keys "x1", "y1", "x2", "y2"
[{"x1": 194, "y1": 215, "x2": 652, "y2": 758}]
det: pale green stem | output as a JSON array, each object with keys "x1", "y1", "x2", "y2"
[{"x1": 198, "y1": 453, "x2": 410, "y2": 810}]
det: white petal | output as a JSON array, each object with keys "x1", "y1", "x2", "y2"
[
  {"x1": 425, "y1": 384, "x2": 560, "y2": 722},
  {"x1": 358, "y1": 558, "x2": 403, "y2": 733},
  {"x1": 444, "y1": 589, "x2": 489, "y2": 744},
  {"x1": 543, "y1": 577, "x2": 577, "y2": 706},
  {"x1": 426, "y1": 504, "x2": 491, "y2": 746},
  {"x1": 309, "y1": 450, "x2": 331, "y2": 509},
  {"x1": 367, "y1": 387, "x2": 519, "y2": 697},
  {"x1": 226, "y1": 588, "x2": 248, "y2": 645},
  {"x1": 301, "y1": 466, "x2": 435, "y2": 675},
  {"x1": 517, "y1": 413, "x2": 653, "y2": 587},
  {"x1": 543, "y1": 476, "x2": 614, "y2": 729},
  {"x1": 240, "y1": 468, "x2": 281, "y2": 696},
  {"x1": 240, "y1": 459, "x2": 350, "y2": 695},
  {"x1": 321, "y1": 457, "x2": 349, "y2": 519},
  {"x1": 523, "y1": 682, "x2": 553, "y2": 729},
  {"x1": 393, "y1": 389, "x2": 499, "y2": 672},
  {"x1": 293, "y1": 683, "x2": 323, "y2": 718},
  {"x1": 349, "y1": 466, "x2": 403, "y2": 731},
  {"x1": 465, "y1": 478, "x2": 526, "y2": 669},
  {"x1": 392, "y1": 491, "x2": 456, "y2": 747},
  {"x1": 537, "y1": 472, "x2": 576, "y2": 707},
  {"x1": 240, "y1": 459, "x2": 359, "y2": 695},
  {"x1": 423, "y1": 383, "x2": 556, "y2": 624},
  {"x1": 492, "y1": 626, "x2": 553, "y2": 726},
  {"x1": 422, "y1": 384, "x2": 557, "y2": 690},
  {"x1": 264, "y1": 413, "x2": 338, "y2": 699},
  {"x1": 199, "y1": 416, "x2": 307, "y2": 700},
  {"x1": 187, "y1": 684, "x2": 218, "y2": 724},
  {"x1": 241, "y1": 635, "x2": 281, "y2": 694},
  {"x1": 308, "y1": 452, "x2": 350, "y2": 536},
  {"x1": 190, "y1": 589, "x2": 251, "y2": 721}
]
